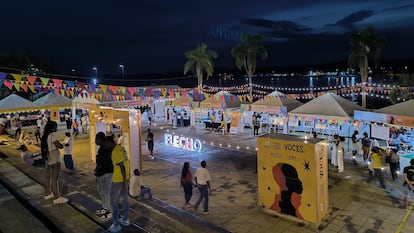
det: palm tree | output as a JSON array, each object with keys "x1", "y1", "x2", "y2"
[
  {"x1": 184, "y1": 43, "x2": 217, "y2": 93},
  {"x1": 348, "y1": 26, "x2": 386, "y2": 108},
  {"x1": 231, "y1": 32, "x2": 267, "y2": 102}
]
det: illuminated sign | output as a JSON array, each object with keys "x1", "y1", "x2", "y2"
[{"x1": 164, "y1": 133, "x2": 202, "y2": 152}]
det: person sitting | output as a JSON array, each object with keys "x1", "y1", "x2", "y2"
[
  {"x1": 217, "y1": 120, "x2": 226, "y2": 134},
  {"x1": 129, "y1": 168, "x2": 152, "y2": 200},
  {"x1": 18, "y1": 145, "x2": 44, "y2": 166}
]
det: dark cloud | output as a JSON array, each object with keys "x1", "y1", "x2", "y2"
[
  {"x1": 334, "y1": 10, "x2": 374, "y2": 29},
  {"x1": 0, "y1": 0, "x2": 413, "y2": 76}
]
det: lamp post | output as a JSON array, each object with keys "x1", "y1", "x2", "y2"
[
  {"x1": 119, "y1": 64, "x2": 125, "y2": 78},
  {"x1": 93, "y1": 67, "x2": 98, "y2": 77}
]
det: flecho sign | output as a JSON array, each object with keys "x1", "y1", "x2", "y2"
[{"x1": 164, "y1": 133, "x2": 202, "y2": 152}]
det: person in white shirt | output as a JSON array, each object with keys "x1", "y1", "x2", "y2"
[
  {"x1": 63, "y1": 132, "x2": 75, "y2": 171},
  {"x1": 194, "y1": 160, "x2": 212, "y2": 214},
  {"x1": 129, "y1": 169, "x2": 152, "y2": 200}
]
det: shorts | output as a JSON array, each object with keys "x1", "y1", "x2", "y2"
[
  {"x1": 405, "y1": 184, "x2": 414, "y2": 197},
  {"x1": 47, "y1": 149, "x2": 61, "y2": 165}
]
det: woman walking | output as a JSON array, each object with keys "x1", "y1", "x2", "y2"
[{"x1": 181, "y1": 162, "x2": 193, "y2": 209}]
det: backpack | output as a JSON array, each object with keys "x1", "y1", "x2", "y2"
[{"x1": 40, "y1": 136, "x2": 49, "y2": 161}]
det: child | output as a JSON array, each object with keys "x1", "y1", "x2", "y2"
[
  {"x1": 129, "y1": 168, "x2": 152, "y2": 200},
  {"x1": 63, "y1": 132, "x2": 75, "y2": 171}
]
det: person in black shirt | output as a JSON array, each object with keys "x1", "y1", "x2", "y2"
[
  {"x1": 403, "y1": 159, "x2": 414, "y2": 209},
  {"x1": 146, "y1": 129, "x2": 154, "y2": 160},
  {"x1": 94, "y1": 132, "x2": 115, "y2": 219}
]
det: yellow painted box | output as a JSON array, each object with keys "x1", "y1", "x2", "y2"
[{"x1": 257, "y1": 134, "x2": 328, "y2": 225}]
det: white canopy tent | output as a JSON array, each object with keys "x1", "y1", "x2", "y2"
[
  {"x1": 34, "y1": 92, "x2": 72, "y2": 109},
  {"x1": 288, "y1": 92, "x2": 364, "y2": 136},
  {"x1": 0, "y1": 94, "x2": 39, "y2": 113},
  {"x1": 375, "y1": 99, "x2": 414, "y2": 117}
]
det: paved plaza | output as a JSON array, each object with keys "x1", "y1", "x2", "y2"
[{"x1": 1, "y1": 122, "x2": 414, "y2": 233}]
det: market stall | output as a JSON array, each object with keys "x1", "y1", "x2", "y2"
[{"x1": 288, "y1": 93, "x2": 364, "y2": 137}]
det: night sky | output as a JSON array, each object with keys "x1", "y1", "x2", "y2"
[{"x1": 1, "y1": 0, "x2": 414, "y2": 76}]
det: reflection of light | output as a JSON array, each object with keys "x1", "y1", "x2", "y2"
[
  {"x1": 381, "y1": 167, "x2": 384, "y2": 171},
  {"x1": 166, "y1": 129, "x2": 169, "y2": 132},
  {"x1": 203, "y1": 141, "x2": 206, "y2": 144},
  {"x1": 210, "y1": 142, "x2": 214, "y2": 146},
  {"x1": 255, "y1": 147, "x2": 258, "y2": 151},
  {"x1": 228, "y1": 144, "x2": 231, "y2": 148},
  {"x1": 246, "y1": 146, "x2": 250, "y2": 150},
  {"x1": 397, "y1": 171, "x2": 401, "y2": 175},
  {"x1": 153, "y1": 123, "x2": 157, "y2": 127},
  {"x1": 160, "y1": 127, "x2": 163, "y2": 130},
  {"x1": 236, "y1": 146, "x2": 240, "y2": 149},
  {"x1": 219, "y1": 143, "x2": 222, "y2": 147}
]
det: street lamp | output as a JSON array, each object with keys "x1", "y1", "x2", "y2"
[
  {"x1": 119, "y1": 64, "x2": 125, "y2": 78},
  {"x1": 93, "y1": 67, "x2": 98, "y2": 77}
]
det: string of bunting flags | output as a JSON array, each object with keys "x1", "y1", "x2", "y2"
[{"x1": 0, "y1": 71, "x2": 413, "y2": 102}]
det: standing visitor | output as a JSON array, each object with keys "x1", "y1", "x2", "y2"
[
  {"x1": 181, "y1": 162, "x2": 193, "y2": 209},
  {"x1": 337, "y1": 136, "x2": 345, "y2": 173},
  {"x1": 14, "y1": 119, "x2": 21, "y2": 140},
  {"x1": 361, "y1": 132, "x2": 371, "y2": 162},
  {"x1": 94, "y1": 133, "x2": 114, "y2": 219},
  {"x1": 72, "y1": 119, "x2": 79, "y2": 139},
  {"x1": 253, "y1": 115, "x2": 260, "y2": 137},
  {"x1": 386, "y1": 148, "x2": 400, "y2": 181},
  {"x1": 34, "y1": 126, "x2": 41, "y2": 144},
  {"x1": 351, "y1": 130, "x2": 360, "y2": 163},
  {"x1": 403, "y1": 159, "x2": 414, "y2": 210},
  {"x1": 147, "y1": 108, "x2": 153, "y2": 126},
  {"x1": 194, "y1": 160, "x2": 212, "y2": 214},
  {"x1": 366, "y1": 147, "x2": 386, "y2": 189},
  {"x1": 41, "y1": 121, "x2": 68, "y2": 204},
  {"x1": 81, "y1": 114, "x2": 87, "y2": 134},
  {"x1": 331, "y1": 134, "x2": 339, "y2": 168},
  {"x1": 108, "y1": 136, "x2": 130, "y2": 232},
  {"x1": 146, "y1": 129, "x2": 154, "y2": 160},
  {"x1": 63, "y1": 132, "x2": 75, "y2": 171}
]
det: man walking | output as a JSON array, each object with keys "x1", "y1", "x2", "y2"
[
  {"x1": 194, "y1": 160, "x2": 212, "y2": 214},
  {"x1": 146, "y1": 129, "x2": 154, "y2": 160},
  {"x1": 403, "y1": 159, "x2": 414, "y2": 210}
]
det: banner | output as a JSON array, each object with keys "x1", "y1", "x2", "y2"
[{"x1": 229, "y1": 111, "x2": 239, "y2": 134}]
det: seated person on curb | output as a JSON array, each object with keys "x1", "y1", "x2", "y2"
[
  {"x1": 129, "y1": 168, "x2": 152, "y2": 200},
  {"x1": 217, "y1": 120, "x2": 226, "y2": 133},
  {"x1": 18, "y1": 144, "x2": 44, "y2": 166}
]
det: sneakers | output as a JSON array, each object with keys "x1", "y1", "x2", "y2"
[
  {"x1": 53, "y1": 196, "x2": 68, "y2": 204},
  {"x1": 119, "y1": 218, "x2": 130, "y2": 226},
  {"x1": 44, "y1": 193, "x2": 54, "y2": 200},
  {"x1": 108, "y1": 224, "x2": 121, "y2": 232},
  {"x1": 95, "y1": 208, "x2": 107, "y2": 215},
  {"x1": 203, "y1": 210, "x2": 211, "y2": 215},
  {"x1": 98, "y1": 212, "x2": 112, "y2": 219}
]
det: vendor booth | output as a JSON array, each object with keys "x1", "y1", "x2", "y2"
[
  {"x1": 0, "y1": 94, "x2": 41, "y2": 132},
  {"x1": 34, "y1": 92, "x2": 73, "y2": 124},
  {"x1": 288, "y1": 93, "x2": 364, "y2": 138},
  {"x1": 165, "y1": 97, "x2": 193, "y2": 127},
  {"x1": 257, "y1": 134, "x2": 329, "y2": 225},
  {"x1": 89, "y1": 105, "x2": 142, "y2": 172},
  {"x1": 196, "y1": 91, "x2": 240, "y2": 130},
  {"x1": 241, "y1": 91, "x2": 303, "y2": 133}
]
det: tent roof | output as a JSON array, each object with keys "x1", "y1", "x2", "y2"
[
  {"x1": 375, "y1": 99, "x2": 414, "y2": 117},
  {"x1": 0, "y1": 94, "x2": 38, "y2": 112},
  {"x1": 72, "y1": 91, "x2": 100, "y2": 104},
  {"x1": 252, "y1": 91, "x2": 303, "y2": 111},
  {"x1": 34, "y1": 92, "x2": 72, "y2": 108},
  {"x1": 289, "y1": 92, "x2": 364, "y2": 118},
  {"x1": 214, "y1": 91, "x2": 234, "y2": 96}
]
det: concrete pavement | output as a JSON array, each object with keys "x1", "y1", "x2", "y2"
[{"x1": 1, "y1": 122, "x2": 414, "y2": 232}]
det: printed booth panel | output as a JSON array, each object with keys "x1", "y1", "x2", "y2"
[{"x1": 257, "y1": 135, "x2": 328, "y2": 224}]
